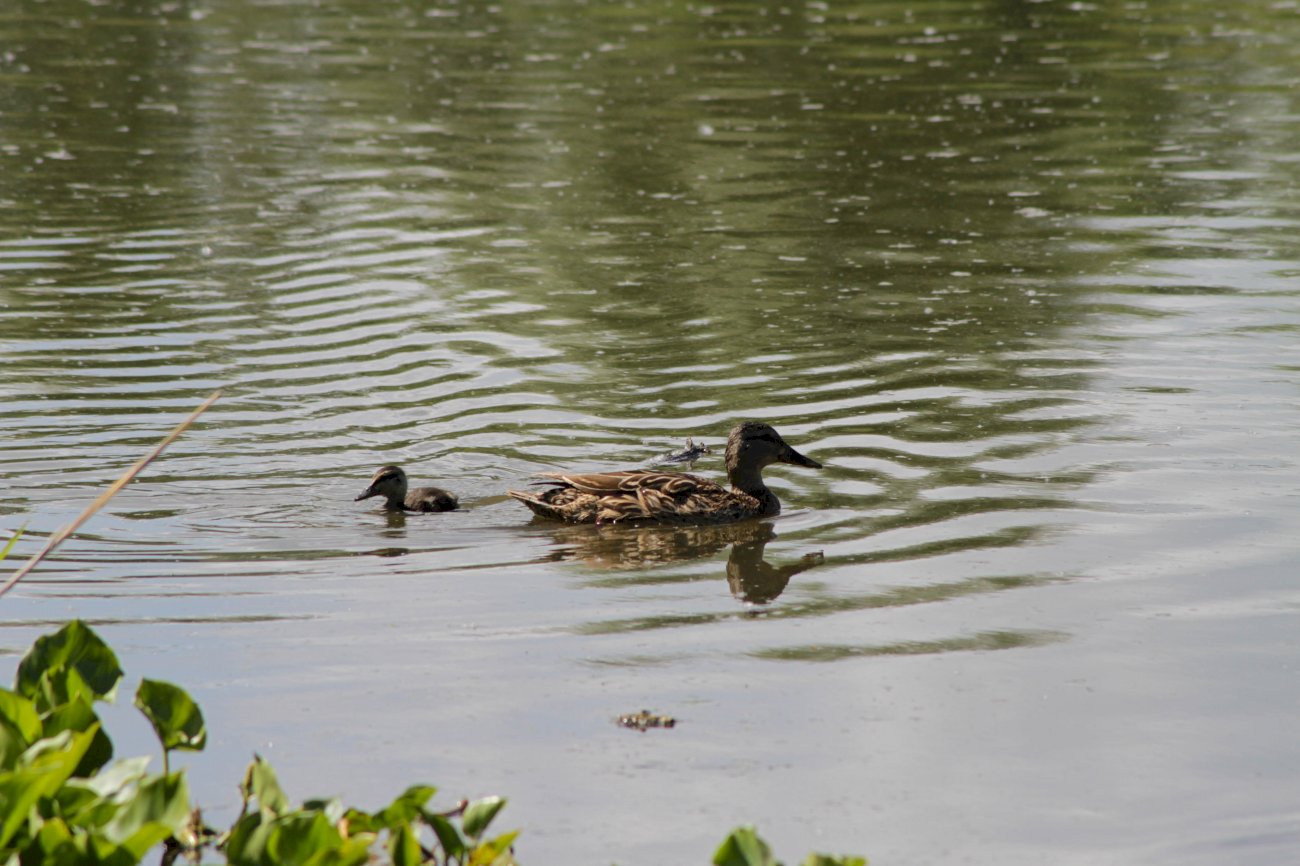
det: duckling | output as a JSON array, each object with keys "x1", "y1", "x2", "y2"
[
  {"x1": 508, "y1": 421, "x2": 821, "y2": 525},
  {"x1": 355, "y1": 465, "x2": 458, "y2": 513}
]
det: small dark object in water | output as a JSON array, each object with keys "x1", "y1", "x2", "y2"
[
  {"x1": 653, "y1": 437, "x2": 712, "y2": 466},
  {"x1": 617, "y1": 709, "x2": 677, "y2": 731}
]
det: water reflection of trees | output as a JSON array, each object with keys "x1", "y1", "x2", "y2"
[{"x1": 542, "y1": 519, "x2": 822, "y2": 605}]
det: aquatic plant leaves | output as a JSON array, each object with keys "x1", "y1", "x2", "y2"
[
  {"x1": 373, "y1": 784, "x2": 437, "y2": 828},
  {"x1": 713, "y1": 826, "x2": 779, "y2": 866},
  {"x1": 461, "y1": 795, "x2": 506, "y2": 839},
  {"x1": 227, "y1": 809, "x2": 372, "y2": 866},
  {"x1": 469, "y1": 829, "x2": 520, "y2": 866},
  {"x1": 100, "y1": 771, "x2": 191, "y2": 858},
  {"x1": 242, "y1": 755, "x2": 290, "y2": 816},
  {"x1": 40, "y1": 694, "x2": 113, "y2": 777},
  {"x1": 388, "y1": 822, "x2": 422, "y2": 866},
  {"x1": 428, "y1": 814, "x2": 466, "y2": 861},
  {"x1": 2, "y1": 623, "x2": 872, "y2": 865},
  {"x1": 134, "y1": 679, "x2": 207, "y2": 753},
  {"x1": 800, "y1": 856, "x2": 868, "y2": 866},
  {"x1": 0, "y1": 689, "x2": 40, "y2": 769},
  {"x1": 0, "y1": 727, "x2": 97, "y2": 848},
  {"x1": 15, "y1": 620, "x2": 123, "y2": 705}
]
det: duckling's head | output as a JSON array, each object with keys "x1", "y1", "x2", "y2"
[
  {"x1": 355, "y1": 465, "x2": 408, "y2": 503},
  {"x1": 724, "y1": 422, "x2": 822, "y2": 478}
]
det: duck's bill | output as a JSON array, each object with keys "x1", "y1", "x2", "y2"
[
  {"x1": 780, "y1": 446, "x2": 823, "y2": 469},
  {"x1": 354, "y1": 487, "x2": 379, "y2": 501}
]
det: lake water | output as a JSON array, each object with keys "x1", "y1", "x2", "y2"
[{"x1": 2, "y1": 1, "x2": 1298, "y2": 863}]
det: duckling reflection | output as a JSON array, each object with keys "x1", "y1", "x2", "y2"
[{"x1": 543, "y1": 520, "x2": 822, "y2": 604}]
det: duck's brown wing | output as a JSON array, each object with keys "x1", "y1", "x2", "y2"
[{"x1": 534, "y1": 469, "x2": 721, "y2": 497}]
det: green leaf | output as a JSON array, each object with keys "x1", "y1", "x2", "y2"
[
  {"x1": 0, "y1": 727, "x2": 98, "y2": 848},
  {"x1": 0, "y1": 688, "x2": 41, "y2": 744},
  {"x1": 243, "y1": 755, "x2": 290, "y2": 815},
  {"x1": 134, "y1": 678, "x2": 207, "y2": 753},
  {"x1": 77, "y1": 756, "x2": 153, "y2": 799},
  {"x1": 373, "y1": 784, "x2": 437, "y2": 829},
  {"x1": 469, "y1": 829, "x2": 520, "y2": 866},
  {"x1": 800, "y1": 856, "x2": 867, "y2": 866},
  {"x1": 0, "y1": 527, "x2": 21, "y2": 562},
  {"x1": 101, "y1": 771, "x2": 191, "y2": 856},
  {"x1": 40, "y1": 694, "x2": 113, "y2": 777},
  {"x1": 339, "y1": 807, "x2": 378, "y2": 836},
  {"x1": 713, "y1": 826, "x2": 780, "y2": 866},
  {"x1": 0, "y1": 689, "x2": 42, "y2": 771},
  {"x1": 389, "y1": 821, "x2": 422, "y2": 866},
  {"x1": 428, "y1": 814, "x2": 465, "y2": 861},
  {"x1": 33, "y1": 816, "x2": 87, "y2": 866},
  {"x1": 302, "y1": 797, "x2": 345, "y2": 826},
  {"x1": 263, "y1": 812, "x2": 334, "y2": 865},
  {"x1": 461, "y1": 795, "x2": 506, "y2": 839},
  {"x1": 16, "y1": 621, "x2": 123, "y2": 704},
  {"x1": 223, "y1": 811, "x2": 268, "y2": 866},
  {"x1": 54, "y1": 756, "x2": 153, "y2": 831}
]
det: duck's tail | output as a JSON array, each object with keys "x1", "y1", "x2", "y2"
[{"x1": 507, "y1": 489, "x2": 568, "y2": 521}]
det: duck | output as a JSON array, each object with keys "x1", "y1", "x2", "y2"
[
  {"x1": 355, "y1": 465, "x2": 458, "y2": 513},
  {"x1": 508, "y1": 421, "x2": 821, "y2": 525}
]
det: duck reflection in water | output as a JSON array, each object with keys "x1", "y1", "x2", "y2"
[{"x1": 543, "y1": 520, "x2": 823, "y2": 604}]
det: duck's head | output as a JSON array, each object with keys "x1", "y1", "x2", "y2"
[
  {"x1": 724, "y1": 422, "x2": 822, "y2": 476},
  {"x1": 355, "y1": 465, "x2": 407, "y2": 502}
]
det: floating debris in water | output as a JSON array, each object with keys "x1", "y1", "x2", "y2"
[
  {"x1": 617, "y1": 709, "x2": 677, "y2": 731},
  {"x1": 652, "y1": 437, "x2": 712, "y2": 466}
]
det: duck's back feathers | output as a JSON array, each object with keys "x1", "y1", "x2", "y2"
[
  {"x1": 406, "y1": 486, "x2": 458, "y2": 512},
  {"x1": 509, "y1": 469, "x2": 760, "y2": 525}
]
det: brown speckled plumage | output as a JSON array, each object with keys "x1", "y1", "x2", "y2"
[{"x1": 508, "y1": 422, "x2": 821, "y2": 525}]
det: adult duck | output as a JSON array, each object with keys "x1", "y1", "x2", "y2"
[{"x1": 508, "y1": 422, "x2": 821, "y2": 525}]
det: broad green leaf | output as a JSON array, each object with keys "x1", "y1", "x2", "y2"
[
  {"x1": 0, "y1": 689, "x2": 41, "y2": 745},
  {"x1": 0, "y1": 717, "x2": 28, "y2": 773},
  {"x1": 229, "y1": 808, "x2": 374, "y2": 866},
  {"x1": 373, "y1": 784, "x2": 436, "y2": 828},
  {"x1": 389, "y1": 821, "x2": 422, "y2": 866},
  {"x1": 801, "y1": 856, "x2": 867, "y2": 866},
  {"x1": 243, "y1": 755, "x2": 290, "y2": 815},
  {"x1": 76, "y1": 756, "x2": 152, "y2": 799},
  {"x1": 713, "y1": 826, "x2": 780, "y2": 866},
  {"x1": 0, "y1": 727, "x2": 97, "y2": 847},
  {"x1": 302, "y1": 797, "x2": 345, "y2": 826},
  {"x1": 428, "y1": 814, "x2": 465, "y2": 861},
  {"x1": 40, "y1": 694, "x2": 113, "y2": 777},
  {"x1": 0, "y1": 690, "x2": 40, "y2": 773},
  {"x1": 339, "y1": 807, "x2": 378, "y2": 836},
  {"x1": 303, "y1": 835, "x2": 374, "y2": 866},
  {"x1": 265, "y1": 811, "x2": 345, "y2": 866},
  {"x1": 35, "y1": 665, "x2": 95, "y2": 714},
  {"x1": 461, "y1": 795, "x2": 506, "y2": 839},
  {"x1": 469, "y1": 829, "x2": 520, "y2": 866},
  {"x1": 16, "y1": 621, "x2": 123, "y2": 704},
  {"x1": 134, "y1": 678, "x2": 207, "y2": 753},
  {"x1": 54, "y1": 756, "x2": 152, "y2": 831},
  {"x1": 101, "y1": 771, "x2": 190, "y2": 855},
  {"x1": 33, "y1": 816, "x2": 89, "y2": 866},
  {"x1": 223, "y1": 811, "x2": 268, "y2": 866}
]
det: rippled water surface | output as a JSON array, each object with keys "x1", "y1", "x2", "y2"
[{"x1": 2, "y1": 1, "x2": 1298, "y2": 863}]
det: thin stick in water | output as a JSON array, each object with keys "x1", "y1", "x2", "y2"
[{"x1": 0, "y1": 390, "x2": 223, "y2": 600}]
